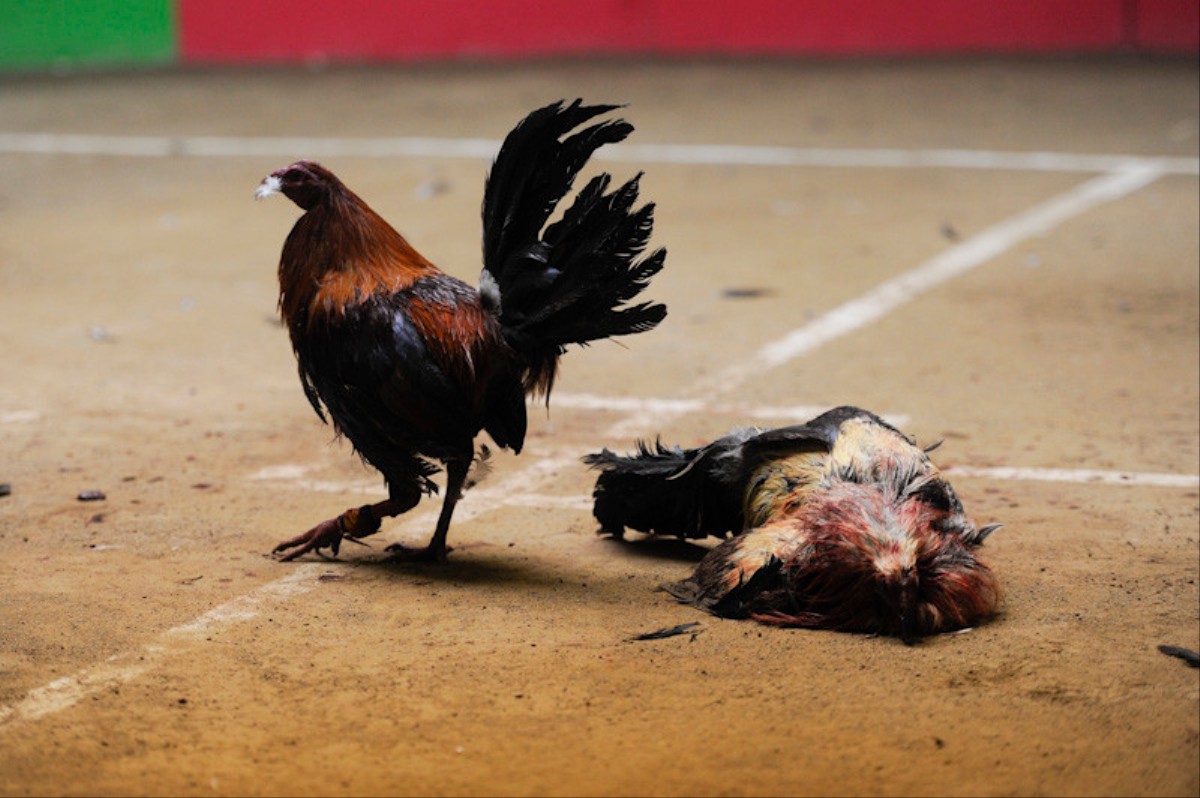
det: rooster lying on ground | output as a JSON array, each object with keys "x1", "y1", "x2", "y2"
[
  {"x1": 258, "y1": 100, "x2": 666, "y2": 562},
  {"x1": 585, "y1": 407, "x2": 1001, "y2": 641}
]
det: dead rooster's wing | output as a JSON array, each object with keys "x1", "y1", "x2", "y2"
[{"x1": 663, "y1": 519, "x2": 808, "y2": 616}]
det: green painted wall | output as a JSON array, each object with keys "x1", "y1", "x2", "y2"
[{"x1": 0, "y1": 1, "x2": 175, "y2": 69}]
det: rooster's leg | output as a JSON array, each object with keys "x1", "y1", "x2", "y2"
[
  {"x1": 385, "y1": 458, "x2": 470, "y2": 562},
  {"x1": 272, "y1": 499, "x2": 403, "y2": 562}
]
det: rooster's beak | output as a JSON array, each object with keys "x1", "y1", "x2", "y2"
[
  {"x1": 255, "y1": 174, "x2": 282, "y2": 200},
  {"x1": 976, "y1": 523, "x2": 1003, "y2": 542}
]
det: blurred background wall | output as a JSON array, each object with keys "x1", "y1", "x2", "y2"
[{"x1": 1, "y1": 0, "x2": 1196, "y2": 71}]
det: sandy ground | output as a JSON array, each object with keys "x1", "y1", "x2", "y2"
[{"x1": 0, "y1": 57, "x2": 1197, "y2": 796}]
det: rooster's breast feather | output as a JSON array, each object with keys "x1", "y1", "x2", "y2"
[{"x1": 294, "y1": 280, "x2": 525, "y2": 464}]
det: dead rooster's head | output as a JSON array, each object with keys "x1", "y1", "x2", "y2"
[{"x1": 756, "y1": 475, "x2": 1001, "y2": 643}]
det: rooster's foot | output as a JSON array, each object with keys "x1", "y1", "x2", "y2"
[
  {"x1": 272, "y1": 505, "x2": 380, "y2": 562},
  {"x1": 272, "y1": 518, "x2": 343, "y2": 562},
  {"x1": 384, "y1": 541, "x2": 452, "y2": 563}
]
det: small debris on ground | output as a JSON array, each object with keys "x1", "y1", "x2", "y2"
[
  {"x1": 721, "y1": 287, "x2": 774, "y2": 299},
  {"x1": 415, "y1": 173, "x2": 451, "y2": 200},
  {"x1": 0, "y1": 483, "x2": 10, "y2": 497},
  {"x1": 1158, "y1": 644, "x2": 1200, "y2": 668},
  {"x1": 77, "y1": 490, "x2": 106, "y2": 502},
  {"x1": 628, "y1": 622, "x2": 703, "y2": 642}
]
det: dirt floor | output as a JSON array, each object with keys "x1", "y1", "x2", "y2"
[{"x1": 0, "y1": 57, "x2": 1197, "y2": 797}]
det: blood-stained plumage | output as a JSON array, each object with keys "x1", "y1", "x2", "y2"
[
  {"x1": 586, "y1": 406, "x2": 1001, "y2": 641},
  {"x1": 259, "y1": 100, "x2": 667, "y2": 562}
]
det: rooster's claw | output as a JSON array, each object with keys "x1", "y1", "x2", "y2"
[
  {"x1": 384, "y1": 541, "x2": 452, "y2": 563},
  {"x1": 272, "y1": 518, "x2": 344, "y2": 562}
]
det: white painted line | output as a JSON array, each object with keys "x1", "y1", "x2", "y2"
[
  {"x1": 946, "y1": 465, "x2": 1200, "y2": 489},
  {"x1": 549, "y1": 392, "x2": 707, "y2": 415},
  {"x1": 408, "y1": 455, "x2": 579, "y2": 528},
  {"x1": 187, "y1": 135, "x2": 500, "y2": 160},
  {"x1": 248, "y1": 437, "x2": 1200, "y2": 495},
  {"x1": 0, "y1": 133, "x2": 177, "y2": 157},
  {"x1": 606, "y1": 143, "x2": 1200, "y2": 176},
  {"x1": 0, "y1": 565, "x2": 324, "y2": 728},
  {"x1": 0, "y1": 650, "x2": 164, "y2": 728},
  {"x1": 251, "y1": 454, "x2": 579, "y2": 518},
  {"x1": 736, "y1": 403, "x2": 849, "y2": 422},
  {"x1": 249, "y1": 463, "x2": 379, "y2": 495},
  {"x1": 166, "y1": 566, "x2": 323, "y2": 636},
  {"x1": 503, "y1": 493, "x2": 595, "y2": 511},
  {"x1": 548, "y1": 392, "x2": 910, "y2": 426},
  {"x1": 1, "y1": 131, "x2": 1196, "y2": 175},
  {"x1": 437, "y1": 464, "x2": 1200, "y2": 522},
  {"x1": 281, "y1": 478, "x2": 380, "y2": 495},
  {"x1": 752, "y1": 164, "x2": 1165, "y2": 371},
  {"x1": 249, "y1": 463, "x2": 311, "y2": 480}
]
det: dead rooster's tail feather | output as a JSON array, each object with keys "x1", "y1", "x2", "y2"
[
  {"x1": 583, "y1": 429, "x2": 761, "y2": 540},
  {"x1": 480, "y1": 99, "x2": 667, "y2": 396}
]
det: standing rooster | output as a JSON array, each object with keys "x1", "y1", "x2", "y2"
[
  {"x1": 258, "y1": 100, "x2": 666, "y2": 561},
  {"x1": 586, "y1": 407, "x2": 1001, "y2": 641}
]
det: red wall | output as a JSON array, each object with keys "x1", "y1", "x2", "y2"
[
  {"x1": 1133, "y1": 0, "x2": 1200, "y2": 51},
  {"x1": 647, "y1": 1, "x2": 1125, "y2": 55},
  {"x1": 179, "y1": 0, "x2": 1199, "y2": 63}
]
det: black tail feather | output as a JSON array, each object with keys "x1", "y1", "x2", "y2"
[
  {"x1": 482, "y1": 100, "x2": 629, "y2": 273},
  {"x1": 584, "y1": 430, "x2": 759, "y2": 540},
  {"x1": 481, "y1": 100, "x2": 666, "y2": 396}
]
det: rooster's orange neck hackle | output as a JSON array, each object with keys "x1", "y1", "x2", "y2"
[{"x1": 262, "y1": 161, "x2": 438, "y2": 332}]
